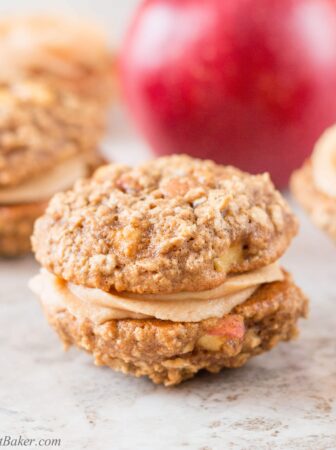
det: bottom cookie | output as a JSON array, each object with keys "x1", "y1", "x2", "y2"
[
  {"x1": 0, "y1": 201, "x2": 47, "y2": 257},
  {"x1": 0, "y1": 154, "x2": 107, "y2": 258},
  {"x1": 38, "y1": 271, "x2": 308, "y2": 386}
]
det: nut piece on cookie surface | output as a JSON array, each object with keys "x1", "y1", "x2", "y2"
[
  {"x1": 30, "y1": 155, "x2": 307, "y2": 385},
  {"x1": 0, "y1": 78, "x2": 105, "y2": 257},
  {"x1": 291, "y1": 125, "x2": 336, "y2": 242}
]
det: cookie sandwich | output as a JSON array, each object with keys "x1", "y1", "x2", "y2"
[
  {"x1": 30, "y1": 155, "x2": 308, "y2": 385},
  {"x1": 291, "y1": 125, "x2": 336, "y2": 242},
  {"x1": 0, "y1": 15, "x2": 114, "y2": 104},
  {"x1": 0, "y1": 78, "x2": 104, "y2": 256}
]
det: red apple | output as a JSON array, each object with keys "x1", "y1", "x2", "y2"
[{"x1": 121, "y1": 0, "x2": 336, "y2": 187}]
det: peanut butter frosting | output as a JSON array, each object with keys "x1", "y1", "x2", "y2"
[
  {"x1": 312, "y1": 125, "x2": 336, "y2": 198},
  {"x1": 0, "y1": 154, "x2": 87, "y2": 204},
  {"x1": 30, "y1": 263, "x2": 283, "y2": 323},
  {"x1": 291, "y1": 160, "x2": 336, "y2": 242}
]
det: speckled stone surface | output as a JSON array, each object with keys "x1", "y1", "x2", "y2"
[{"x1": 0, "y1": 119, "x2": 335, "y2": 449}]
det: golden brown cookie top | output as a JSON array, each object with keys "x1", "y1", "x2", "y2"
[
  {"x1": 0, "y1": 15, "x2": 114, "y2": 102},
  {"x1": 32, "y1": 155, "x2": 298, "y2": 294},
  {"x1": 0, "y1": 78, "x2": 104, "y2": 187}
]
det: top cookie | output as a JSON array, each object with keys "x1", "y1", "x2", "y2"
[
  {"x1": 0, "y1": 79, "x2": 104, "y2": 187},
  {"x1": 0, "y1": 15, "x2": 114, "y2": 102},
  {"x1": 32, "y1": 155, "x2": 298, "y2": 294}
]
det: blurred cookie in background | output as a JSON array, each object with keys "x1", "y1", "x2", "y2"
[
  {"x1": 291, "y1": 125, "x2": 336, "y2": 242},
  {"x1": 0, "y1": 78, "x2": 105, "y2": 257},
  {"x1": 0, "y1": 15, "x2": 115, "y2": 105}
]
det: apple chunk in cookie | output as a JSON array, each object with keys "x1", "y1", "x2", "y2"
[
  {"x1": 0, "y1": 79, "x2": 105, "y2": 257},
  {"x1": 291, "y1": 125, "x2": 336, "y2": 242},
  {"x1": 30, "y1": 155, "x2": 308, "y2": 386}
]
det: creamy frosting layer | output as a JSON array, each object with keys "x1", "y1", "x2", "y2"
[
  {"x1": 312, "y1": 125, "x2": 336, "y2": 198},
  {"x1": 29, "y1": 263, "x2": 283, "y2": 324},
  {"x1": 0, "y1": 154, "x2": 87, "y2": 204}
]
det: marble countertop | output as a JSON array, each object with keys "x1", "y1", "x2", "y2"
[{"x1": 0, "y1": 121, "x2": 335, "y2": 449}]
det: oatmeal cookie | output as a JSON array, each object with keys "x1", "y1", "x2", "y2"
[
  {"x1": 0, "y1": 78, "x2": 105, "y2": 257},
  {"x1": 291, "y1": 125, "x2": 336, "y2": 242},
  {"x1": 33, "y1": 155, "x2": 298, "y2": 294},
  {"x1": 39, "y1": 271, "x2": 308, "y2": 386},
  {"x1": 291, "y1": 161, "x2": 336, "y2": 242},
  {"x1": 0, "y1": 15, "x2": 114, "y2": 103},
  {"x1": 0, "y1": 201, "x2": 46, "y2": 257},
  {"x1": 0, "y1": 79, "x2": 104, "y2": 187},
  {"x1": 30, "y1": 155, "x2": 306, "y2": 385}
]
